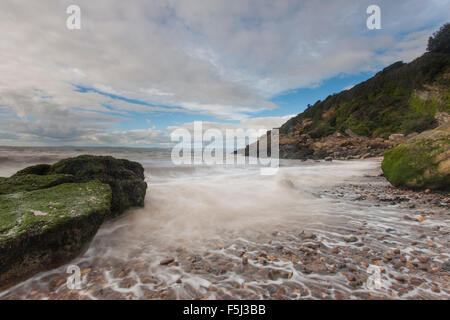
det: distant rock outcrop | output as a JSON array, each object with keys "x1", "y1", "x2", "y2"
[{"x1": 277, "y1": 133, "x2": 398, "y2": 160}]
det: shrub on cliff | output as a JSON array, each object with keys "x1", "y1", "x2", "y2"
[{"x1": 427, "y1": 23, "x2": 450, "y2": 54}]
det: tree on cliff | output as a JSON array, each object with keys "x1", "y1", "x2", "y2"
[{"x1": 427, "y1": 23, "x2": 450, "y2": 54}]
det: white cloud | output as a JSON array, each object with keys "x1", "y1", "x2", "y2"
[
  {"x1": 167, "y1": 115, "x2": 294, "y2": 133},
  {"x1": 167, "y1": 115, "x2": 295, "y2": 150},
  {"x1": 0, "y1": 0, "x2": 448, "y2": 145},
  {"x1": 84, "y1": 127, "x2": 170, "y2": 147},
  {"x1": 0, "y1": 115, "x2": 294, "y2": 148}
]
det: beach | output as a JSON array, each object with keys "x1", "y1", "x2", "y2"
[{"x1": 0, "y1": 147, "x2": 449, "y2": 300}]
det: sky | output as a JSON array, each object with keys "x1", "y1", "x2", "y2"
[{"x1": 0, "y1": 0, "x2": 449, "y2": 147}]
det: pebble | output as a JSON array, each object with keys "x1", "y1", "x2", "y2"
[
  {"x1": 301, "y1": 232, "x2": 316, "y2": 240},
  {"x1": 418, "y1": 264, "x2": 429, "y2": 271},
  {"x1": 160, "y1": 258, "x2": 175, "y2": 265},
  {"x1": 141, "y1": 276, "x2": 157, "y2": 284},
  {"x1": 441, "y1": 260, "x2": 450, "y2": 272},
  {"x1": 268, "y1": 270, "x2": 281, "y2": 281},
  {"x1": 347, "y1": 264, "x2": 357, "y2": 272},
  {"x1": 410, "y1": 277, "x2": 424, "y2": 286},
  {"x1": 118, "y1": 278, "x2": 137, "y2": 289},
  {"x1": 305, "y1": 262, "x2": 328, "y2": 273},
  {"x1": 259, "y1": 252, "x2": 267, "y2": 258},
  {"x1": 395, "y1": 276, "x2": 407, "y2": 283},
  {"x1": 431, "y1": 286, "x2": 441, "y2": 293},
  {"x1": 417, "y1": 256, "x2": 430, "y2": 263},
  {"x1": 344, "y1": 236, "x2": 358, "y2": 243},
  {"x1": 344, "y1": 273, "x2": 356, "y2": 282},
  {"x1": 424, "y1": 241, "x2": 435, "y2": 247}
]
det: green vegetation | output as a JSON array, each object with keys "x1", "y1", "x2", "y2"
[
  {"x1": 280, "y1": 51, "x2": 450, "y2": 139},
  {"x1": 49, "y1": 155, "x2": 147, "y2": 215},
  {"x1": 427, "y1": 23, "x2": 450, "y2": 54},
  {"x1": 0, "y1": 174, "x2": 74, "y2": 195},
  {"x1": 0, "y1": 181, "x2": 111, "y2": 240}
]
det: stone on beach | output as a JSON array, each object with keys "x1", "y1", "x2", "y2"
[
  {"x1": 382, "y1": 122, "x2": 450, "y2": 191},
  {"x1": 160, "y1": 258, "x2": 175, "y2": 265}
]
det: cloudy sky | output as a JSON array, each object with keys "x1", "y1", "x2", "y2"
[{"x1": 0, "y1": 0, "x2": 448, "y2": 147}]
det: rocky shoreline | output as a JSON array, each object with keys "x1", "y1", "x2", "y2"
[
  {"x1": 238, "y1": 127, "x2": 412, "y2": 161},
  {"x1": 278, "y1": 130, "x2": 405, "y2": 161},
  {"x1": 1, "y1": 161, "x2": 448, "y2": 300}
]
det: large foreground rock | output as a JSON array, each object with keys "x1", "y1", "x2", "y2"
[
  {"x1": 382, "y1": 123, "x2": 449, "y2": 190},
  {"x1": 0, "y1": 155, "x2": 147, "y2": 289},
  {"x1": 14, "y1": 155, "x2": 147, "y2": 216},
  {"x1": 0, "y1": 181, "x2": 111, "y2": 289}
]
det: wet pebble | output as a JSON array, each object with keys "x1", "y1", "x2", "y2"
[
  {"x1": 160, "y1": 258, "x2": 175, "y2": 265},
  {"x1": 344, "y1": 236, "x2": 358, "y2": 243}
]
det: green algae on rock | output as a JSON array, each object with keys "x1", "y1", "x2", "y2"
[
  {"x1": 382, "y1": 122, "x2": 450, "y2": 190},
  {"x1": 48, "y1": 155, "x2": 147, "y2": 215},
  {"x1": 0, "y1": 155, "x2": 147, "y2": 289},
  {"x1": 10, "y1": 155, "x2": 148, "y2": 216},
  {"x1": 0, "y1": 174, "x2": 74, "y2": 195},
  {"x1": 0, "y1": 181, "x2": 111, "y2": 289}
]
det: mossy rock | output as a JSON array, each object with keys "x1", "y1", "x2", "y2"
[
  {"x1": 382, "y1": 122, "x2": 450, "y2": 190},
  {"x1": 0, "y1": 181, "x2": 111, "y2": 289},
  {"x1": 0, "y1": 155, "x2": 147, "y2": 289},
  {"x1": 12, "y1": 155, "x2": 147, "y2": 216},
  {"x1": 0, "y1": 174, "x2": 74, "y2": 195},
  {"x1": 13, "y1": 164, "x2": 52, "y2": 176},
  {"x1": 48, "y1": 155, "x2": 147, "y2": 215}
]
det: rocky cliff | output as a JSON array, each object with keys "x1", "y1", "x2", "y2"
[{"x1": 242, "y1": 49, "x2": 449, "y2": 160}]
